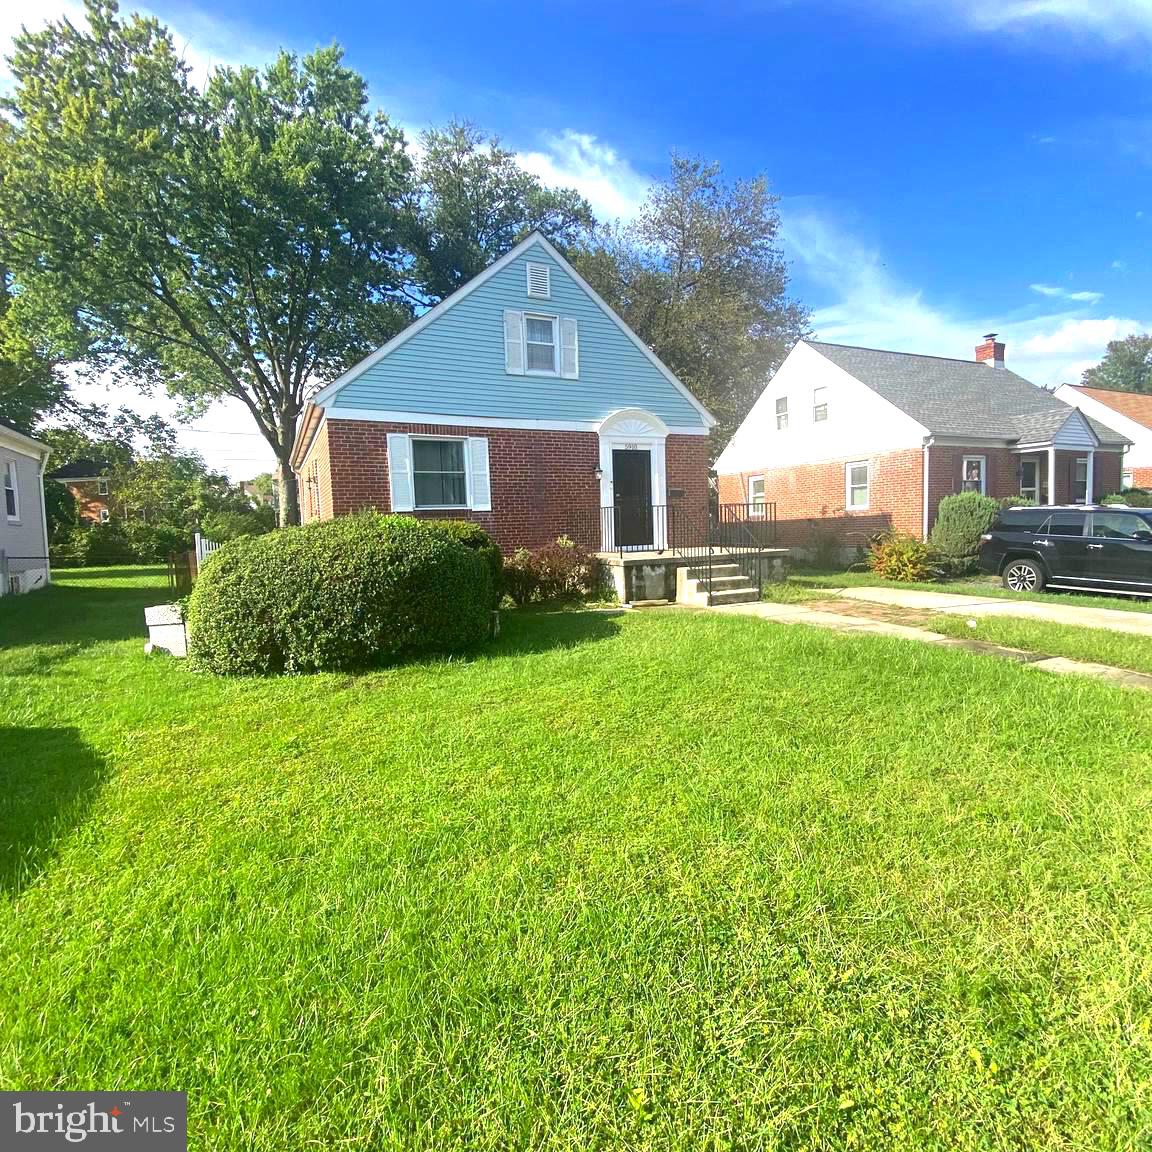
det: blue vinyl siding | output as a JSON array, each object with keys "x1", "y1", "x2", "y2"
[{"x1": 330, "y1": 241, "x2": 706, "y2": 428}]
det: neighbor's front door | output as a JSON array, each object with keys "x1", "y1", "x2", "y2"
[{"x1": 612, "y1": 448, "x2": 653, "y2": 548}]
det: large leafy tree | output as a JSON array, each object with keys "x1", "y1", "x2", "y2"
[
  {"x1": 1081, "y1": 334, "x2": 1152, "y2": 394},
  {"x1": 407, "y1": 121, "x2": 595, "y2": 302},
  {"x1": 0, "y1": 1, "x2": 413, "y2": 524},
  {"x1": 575, "y1": 156, "x2": 809, "y2": 446}
]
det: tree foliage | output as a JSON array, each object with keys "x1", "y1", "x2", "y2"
[
  {"x1": 574, "y1": 156, "x2": 809, "y2": 445},
  {"x1": 405, "y1": 122, "x2": 594, "y2": 303},
  {"x1": 0, "y1": 0, "x2": 413, "y2": 524},
  {"x1": 1080, "y1": 334, "x2": 1152, "y2": 394}
]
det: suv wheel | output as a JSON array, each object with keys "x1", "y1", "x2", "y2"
[{"x1": 1003, "y1": 558, "x2": 1046, "y2": 593}]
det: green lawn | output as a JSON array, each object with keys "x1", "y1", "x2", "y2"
[
  {"x1": 791, "y1": 568, "x2": 1152, "y2": 613},
  {"x1": 3, "y1": 569, "x2": 1152, "y2": 1149}
]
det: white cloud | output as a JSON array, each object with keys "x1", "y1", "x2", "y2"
[
  {"x1": 1030, "y1": 282, "x2": 1104, "y2": 303},
  {"x1": 871, "y1": 0, "x2": 1152, "y2": 43},
  {"x1": 782, "y1": 206, "x2": 1149, "y2": 386},
  {"x1": 517, "y1": 132, "x2": 651, "y2": 223}
]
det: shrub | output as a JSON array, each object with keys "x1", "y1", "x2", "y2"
[
  {"x1": 423, "y1": 519, "x2": 502, "y2": 604},
  {"x1": 187, "y1": 513, "x2": 494, "y2": 676},
  {"x1": 867, "y1": 532, "x2": 933, "y2": 582},
  {"x1": 501, "y1": 537, "x2": 602, "y2": 606},
  {"x1": 927, "y1": 491, "x2": 1001, "y2": 574},
  {"x1": 1103, "y1": 488, "x2": 1152, "y2": 507}
]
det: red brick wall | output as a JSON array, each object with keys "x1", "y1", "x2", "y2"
[
  {"x1": 718, "y1": 448, "x2": 924, "y2": 548},
  {"x1": 298, "y1": 418, "x2": 711, "y2": 555}
]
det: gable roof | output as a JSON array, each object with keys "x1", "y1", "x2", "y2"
[
  {"x1": 0, "y1": 418, "x2": 48, "y2": 456},
  {"x1": 807, "y1": 341, "x2": 1127, "y2": 445},
  {"x1": 47, "y1": 458, "x2": 108, "y2": 480},
  {"x1": 1064, "y1": 385, "x2": 1152, "y2": 432},
  {"x1": 306, "y1": 231, "x2": 715, "y2": 426}
]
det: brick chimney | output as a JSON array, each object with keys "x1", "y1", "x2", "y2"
[{"x1": 976, "y1": 333, "x2": 1005, "y2": 368}]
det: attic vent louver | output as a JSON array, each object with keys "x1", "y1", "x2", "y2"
[{"x1": 526, "y1": 262, "x2": 551, "y2": 299}]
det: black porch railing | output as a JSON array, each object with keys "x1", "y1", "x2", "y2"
[
  {"x1": 672, "y1": 503, "x2": 780, "y2": 604},
  {"x1": 562, "y1": 501, "x2": 778, "y2": 557}
]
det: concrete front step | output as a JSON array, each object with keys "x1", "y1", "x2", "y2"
[
  {"x1": 686, "y1": 563, "x2": 743, "y2": 580},
  {"x1": 705, "y1": 587, "x2": 761, "y2": 604}
]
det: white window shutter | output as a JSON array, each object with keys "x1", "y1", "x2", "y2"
[
  {"x1": 386, "y1": 433, "x2": 414, "y2": 511},
  {"x1": 467, "y1": 438, "x2": 491, "y2": 511},
  {"x1": 504, "y1": 311, "x2": 525, "y2": 374},
  {"x1": 560, "y1": 317, "x2": 579, "y2": 379}
]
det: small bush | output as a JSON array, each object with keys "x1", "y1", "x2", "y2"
[
  {"x1": 927, "y1": 492, "x2": 1001, "y2": 574},
  {"x1": 1103, "y1": 488, "x2": 1152, "y2": 507},
  {"x1": 423, "y1": 519, "x2": 503, "y2": 604},
  {"x1": 187, "y1": 513, "x2": 494, "y2": 676},
  {"x1": 501, "y1": 537, "x2": 602, "y2": 606},
  {"x1": 867, "y1": 532, "x2": 933, "y2": 582},
  {"x1": 1002, "y1": 494, "x2": 1037, "y2": 508}
]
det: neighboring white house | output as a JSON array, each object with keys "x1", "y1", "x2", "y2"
[
  {"x1": 1054, "y1": 384, "x2": 1152, "y2": 490},
  {"x1": 0, "y1": 420, "x2": 52, "y2": 595}
]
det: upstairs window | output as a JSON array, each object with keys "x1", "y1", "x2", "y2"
[
  {"x1": 812, "y1": 386, "x2": 828, "y2": 423},
  {"x1": 525, "y1": 315, "x2": 558, "y2": 373},
  {"x1": 961, "y1": 456, "x2": 986, "y2": 494},
  {"x1": 526, "y1": 263, "x2": 551, "y2": 299},
  {"x1": 412, "y1": 439, "x2": 468, "y2": 508},
  {"x1": 3, "y1": 461, "x2": 17, "y2": 521},
  {"x1": 775, "y1": 397, "x2": 788, "y2": 431},
  {"x1": 97, "y1": 478, "x2": 109, "y2": 496}
]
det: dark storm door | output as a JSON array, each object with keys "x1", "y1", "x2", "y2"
[{"x1": 612, "y1": 449, "x2": 653, "y2": 548}]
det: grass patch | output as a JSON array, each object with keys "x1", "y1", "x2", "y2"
[
  {"x1": 792, "y1": 568, "x2": 1152, "y2": 614},
  {"x1": 928, "y1": 614, "x2": 1152, "y2": 676},
  {"x1": 2, "y1": 570, "x2": 1152, "y2": 1148}
]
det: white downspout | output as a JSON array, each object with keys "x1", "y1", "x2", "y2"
[{"x1": 922, "y1": 437, "x2": 933, "y2": 540}]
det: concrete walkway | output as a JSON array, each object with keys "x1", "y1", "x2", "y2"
[
  {"x1": 826, "y1": 586, "x2": 1152, "y2": 637},
  {"x1": 710, "y1": 600, "x2": 1152, "y2": 692}
]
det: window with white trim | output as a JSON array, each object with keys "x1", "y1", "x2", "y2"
[
  {"x1": 1073, "y1": 457, "x2": 1088, "y2": 504},
  {"x1": 97, "y1": 478, "x2": 109, "y2": 496},
  {"x1": 1123, "y1": 469, "x2": 1134, "y2": 490},
  {"x1": 961, "y1": 455, "x2": 986, "y2": 494},
  {"x1": 775, "y1": 396, "x2": 788, "y2": 431},
  {"x1": 3, "y1": 461, "x2": 18, "y2": 521},
  {"x1": 812, "y1": 386, "x2": 828, "y2": 423},
  {"x1": 748, "y1": 475, "x2": 766, "y2": 515},
  {"x1": 99, "y1": 508, "x2": 110, "y2": 523},
  {"x1": 525, "y1": 315, "x2": 558, "y2": 373},
  {"x1": 526, "y1": 262, "x2": 551, "y2": 299},
  {"x1": 413, "y1": 439, "x2": 468, "y2": 508},
  {"x1": 845, "y1": 460, "x2": 869, "y2": 510}
]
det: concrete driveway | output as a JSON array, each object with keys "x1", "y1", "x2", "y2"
[{"x1": 828, "y1": 586, "x2": 1152, "y2": 637}]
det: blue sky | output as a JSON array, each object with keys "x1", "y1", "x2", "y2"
[{"x1": 5, "y1": 0, "x2": 1152, "y2": 476}]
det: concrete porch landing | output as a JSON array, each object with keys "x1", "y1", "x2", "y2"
[{"x1": 598, "y1": 548, "x2": 789, "y2": 606}]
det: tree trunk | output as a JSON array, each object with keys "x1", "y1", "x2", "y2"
[{"x1": 277, "y1": 453, "x2": 300, "y2": 526}]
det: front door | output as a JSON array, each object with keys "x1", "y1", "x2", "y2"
[
  {"x1": 612, "y1": 448, "x2": 653, "y2": 548},
  {"x1": 1019, "y1": 459, "x2": 1039, "y2": 503}
]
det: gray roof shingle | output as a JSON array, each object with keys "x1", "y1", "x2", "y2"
[{"x1": 807, "y1": 341, "x2": 1127, "y2": 445}]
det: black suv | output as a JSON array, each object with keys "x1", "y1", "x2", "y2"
[{"x1": 978, "y1": 505, "x2": 1152, "y2": 596}]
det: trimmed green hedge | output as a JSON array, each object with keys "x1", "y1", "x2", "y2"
[
  {"x1": 422, "y1": 519, "x2": 503, "y2": 604},
  {"x1": 187, "y1": 513, "x2": 495, "y2": 675},
  {"x1": 928, "y1": 492, "x2": 1001, "y2": 574}
]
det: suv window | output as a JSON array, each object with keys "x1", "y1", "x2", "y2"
[
  {"x1": 1090, "y1": 511, "x2": 1152, "y2": 540},
  {"x1": 1039, "y1": 512, "x2": 1086, "y2": 537},
  {"x1": 995, "y1": 509, "x2": 1049, "y2": 534}
]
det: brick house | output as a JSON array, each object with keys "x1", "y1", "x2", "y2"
[
  {"x1": 291, "y1": 232, "x2": 716, "y2": 556},
  {"x1": 715, "y1": 336, "x2": 1129, "y2": 552},
  {"x1": 1052, "y1": 384, "x2": 1152, "y2": 490},
  {"x1": 47, "y1": 458, "x2": 113, "y2": 524}
]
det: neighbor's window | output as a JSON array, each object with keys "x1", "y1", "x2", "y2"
[
  {"x1": 99, "y1": 508, "x2": 110, "y2": 523},
  {"x1": 1073, "y1": 457, "x2": 1088, "y2": 504},
  {"x1": 812, "y1": 386, "x2": 828, "y2": 422},
  {"x1": 97, "y1": 478, "x2": 109, "y2": 496},
  {"x1": 748, "y1": 475, "x2": 766, "y2": 515},
  {"x1": 845, "y1": 460, "x2": 869, "y2": 510},
  {"x1": 961, "y1": 455, "x2": 986, "y2": 494},
  {"x1": 525, "y1": 315, "x2": 558, "y2": 373},
  {"x1": 413, "y1": 439, "x2": 467, "y2": 508},
  {"x1": 3, "y1": 461, "x2": 17, "y2": 521},
  {"x1": 775, "y1": 396, "x2": 788, "y2": 431}
]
